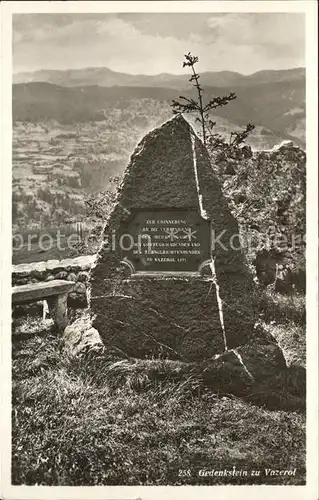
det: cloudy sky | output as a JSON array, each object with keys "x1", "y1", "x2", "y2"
[{"x1": 13, "y1": 13, "x2": 305, "y2": 75}]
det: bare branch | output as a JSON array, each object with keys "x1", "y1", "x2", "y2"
[{"x1": 172, "y1": 52, "x2": 254, "y2": 149}]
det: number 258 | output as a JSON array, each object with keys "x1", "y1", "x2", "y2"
[{"x1": 179, "y1": 469, "x2": 191, "y2": 477}]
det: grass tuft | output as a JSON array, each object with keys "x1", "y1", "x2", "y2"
[{"x1": 12, "y1": 289, "x2": 306, "y2": 485}]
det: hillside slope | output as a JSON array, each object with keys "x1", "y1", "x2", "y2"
[{"x1": 13, "y1": 79, "x2": 305, "y2": 146}]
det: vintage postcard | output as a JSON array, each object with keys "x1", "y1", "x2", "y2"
[{"x1": 1, "y1": 1, "x2": 318, "y2": 499}]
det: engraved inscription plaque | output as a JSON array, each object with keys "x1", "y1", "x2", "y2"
[{"x1": 119, "y1": 209, "x2": 211, "y2": 273}]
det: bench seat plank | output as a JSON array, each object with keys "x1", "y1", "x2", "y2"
[{"x1": 12, "y1": 280, "x2": 75, "y2": 305}]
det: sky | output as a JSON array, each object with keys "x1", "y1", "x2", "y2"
[{"x1": 13, "y1": 13, "x2": 305, "y2": 75}]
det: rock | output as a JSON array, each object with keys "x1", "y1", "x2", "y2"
[
  {"x1": 45, "y1": 275, "x2": 55, "y2": 282},
  {"x1": 46, "y1": 260, "x2": 61, "y2": 272},
  {"x1": 224, "y1": 162, "x2": 236, "y2": 175},
  {"x1": 251, "y1": 321, "x2": 277, "y2": 344},
  {"x1": 52, "y1": 267, "x2": 66, "y2": 274},
  {"x1": 271, "y1": 140, "x2": 294, "y2": 152},
  {"x1": 253, "y1": 249, "x2": 281, "y2": 285},
  {"x1": 63, "y1": 316, "x2": 104, "y2": 356},
  {"x1": 59, "y1": 259, "x2": 81, "y2": 272},
  {"x1": 240, "y1": 145, "x2": 253, "y2": 158},
  {"x1": 232, "y1": 192, "x2": 247, "y2": 204},
  {"x1": 275, "y1": 267, "x2": 294, "y2": 294},
  {"x1": 67, "y1": 272, "x2": 77, "y2": 282},
  {"x1": 30, "y1": 262, "x2": 47, "y2": 280},
  {"x1": 74, "y1": 282, "x2": 87, "y2": 294},
  {"x1": 68, "y1": 292, "x2": 87, "y2": 308},
  {"x1": 90, "y1": 115, "x2": 255, "y2": 361},
  {"x1": 70, "y1": 255, "x2": 95, "y2": 271},
  {"x1": 77, "y1": 271, "x2": 89, "y2": 282},
  {"x1": 200, "y1": 349, "x2": 254, "y2": 393},
  {"x1": 54, "y1": 271, "x2": 68, "y2": 280},
  {"x1": 236, "y1": 342, "x2": 287, "y2": 381},
  {"x1": 291, "y1": 267, "x2": 306, "y2": 292},
  {"x1": 200, "y1": 341, "x2": 287, "y2": 393},
  {"x1": 215, "y1": 151, "x2": 227, "y2": 163},
  {"x1": 69, "y1": 264, "x2": 82, "y2": 273},
  {"x1": 12, "y1": 264, "x2": 31, "y2": 279},
  {"x1": 14, "y1": 278, "x2": 29, "y2": 286},
  {"x1": 279, "y1": 140, "x2": 294, "y2": 149},
  {"x1": 12, "y1": 256, "x2": 96, "y2": 286}
]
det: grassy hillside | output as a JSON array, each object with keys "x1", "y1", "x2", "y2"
[
  {"x1": 13, "y1": 80, "x2": 305, "y2": 145},
  {"x1": 13, "y1": 83, "x2": 176, "y2": 123},
  {"x1": 12, "y1": 288, "x2": 305, "y2": 486}
]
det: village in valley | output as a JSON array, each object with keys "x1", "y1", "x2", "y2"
[
  {"x1": 12, "y1": 100, "x2": 174, "y2": 263},
  {"x1": 12, "y1": 103, "x2": 170, "y2": 229}
]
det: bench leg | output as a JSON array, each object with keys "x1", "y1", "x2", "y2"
[
  {"x1": 43, "y1": 300, "x2": 49, "y2": 321},
  {"x1": 47, "y1": 293, "x2": 69, "y2": 332}
]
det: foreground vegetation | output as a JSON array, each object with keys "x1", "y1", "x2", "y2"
[{"x1": 12, "y1": 290, "x2": 306, "y2": 486}]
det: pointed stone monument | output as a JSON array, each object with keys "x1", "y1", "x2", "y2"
[{"x1": 90, "y1": 115, "x2": 255, "y2": 361}]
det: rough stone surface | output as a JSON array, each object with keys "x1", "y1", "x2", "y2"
[
  {"x1": 77, "y1": 271, "x2": 89, "y2": 282},
  {"x1": 90, "y1": 115, "x2": 256, "y2": 361},
  {"x1": 74, "y1": 282, "x2": 87, "y2": 295},
  {"x1": 30, "y1": 262, "x2": 47, "y2": 280},
  {"x1": 12, "y1": 255, "x2": 96, "y2": 280},
  {"x1": 68, "y1": 292, "x2": 87, "y2": 308},
  {"x1": 15, "y1": 278, "x2": 29, "y2": 286},
  {"x1": 201, "y1": 341, "x2": 287, "y2": 392},
  {"x1": 45, "y1": 275, "x2": 55, "y2": 282},
  {"x1": 46, "y1": 260, "x2": 61, "y2": 272},
  {"x1": 236, "y1": 342, "x2": 287, "y2": 380},
  {"x1": 253, "y1": 249, "x2": 281, "y2": 285},
  {"x1": 67, "y1": 272, "x2": 77, "y2": 282},
  {"x1": 47, "y1": 292, "x2": 69, "y2": 332},
  {"x1": 54, "y1": 271, "x2": 68, "y2": 280},
  {"x1": 63, "y1": 315, "x2": 104, "y2": 356},
  {"x1": 201, "y1": 349, "x2": 254, "y2": 393},
  {"x1": 12, "y1": 255, "x2": 96, "y2": 311},
  {"x1": 92, "y1": 274, "x2": 225, "y2": 360}
]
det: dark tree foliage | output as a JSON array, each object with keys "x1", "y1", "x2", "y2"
[
  {"x1": 85, "y1": 176, "x2": 121, "y2": 222},
  {"x1": 229, "y1": 123, "x2": 256, "y2": 148}
]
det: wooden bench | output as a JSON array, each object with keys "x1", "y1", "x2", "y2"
[{"x1": 12, "y1": 280, "x2": 75, "y2": 332}]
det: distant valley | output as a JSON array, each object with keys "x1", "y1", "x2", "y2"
[
  {"x1": 13, "y1": 65, "x2": 306, "y2": 146},
  {"x1": 12, "y1": 66, "x2": 306, "y2": 262}
]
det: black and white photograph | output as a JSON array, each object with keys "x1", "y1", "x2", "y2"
[{"x1": 0, "y1": 1, "x2": 318, "y2": 498}]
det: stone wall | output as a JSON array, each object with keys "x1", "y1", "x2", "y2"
[{"x1": 12, "y1": 255, "x2": 96, "y2": 308}]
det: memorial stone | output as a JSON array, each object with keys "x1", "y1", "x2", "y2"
[{"x1": 90, "y1": 115, "x2": 255, "y2": 361}]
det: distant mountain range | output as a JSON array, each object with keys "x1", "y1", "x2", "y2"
[{"x1": 13, "y1": 66, "x2": 305, "y2": 89}]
